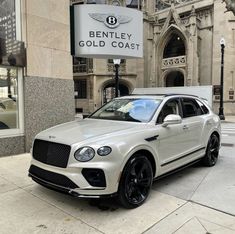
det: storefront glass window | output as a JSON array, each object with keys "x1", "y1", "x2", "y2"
[
  {"x1": 0, "y1": 0, "x2": 16, "y2": 40},
  {"x1": 0, "y1": 66, "x2": 18, "y2": 129}
]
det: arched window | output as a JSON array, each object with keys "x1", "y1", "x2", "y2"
[{"x1": 163, "y1": 33, "x2": 185, "y2": 58}]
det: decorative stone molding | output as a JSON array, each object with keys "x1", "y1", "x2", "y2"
[
  {"x1": 156, "y1": 0, "x2": 195, "y2": 11},
  {"x1": 197, "y1": 9, "x2": 212, "y2": 19},
  {"x1": 223, "y1": 0, "x2": 235, "y2": 15},
  {"x1": 162, "y1": 55, "x2": 186, "y2": 69},
  {"x1": 107, "y1": 64, "x2": 126, "y2": 73}
]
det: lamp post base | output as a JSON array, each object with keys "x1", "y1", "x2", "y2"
[{"x1": 219, "y1": 108, "x2": 225, "y2": 120}]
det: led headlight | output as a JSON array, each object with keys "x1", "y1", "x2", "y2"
[
  {"x1": 97, "y1": 146, "x2": 112, "y2": 156},
  {"x1": 74, "y1": 147, "x2": 95, "y2": 162}
]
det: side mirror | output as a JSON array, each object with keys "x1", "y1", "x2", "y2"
[{"x1": 162, "y1": 114, "x2": 182, "y2": 127}]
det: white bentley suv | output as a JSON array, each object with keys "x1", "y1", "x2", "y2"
[{"x1": 28, "y1": 93, "x2": 221, "y2": 208}]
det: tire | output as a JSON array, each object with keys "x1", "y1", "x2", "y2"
[
  {"x1": 202, "y1": 134, "x2": 220, "y2": 167},
  {"x1": 118, "y1": 155, "x2": 153, "y2": 209}
]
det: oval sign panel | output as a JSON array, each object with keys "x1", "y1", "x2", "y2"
[{"x1": 72, "y1": 5, "x2": 143, "y2": 59}]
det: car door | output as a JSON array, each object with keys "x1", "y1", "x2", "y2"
[
  {"x1": 155, "y1": 98, "x2": 187, "y2": 172},
  {"x1": 180, "y1": 97, "x2": 205, "y2": 154}
]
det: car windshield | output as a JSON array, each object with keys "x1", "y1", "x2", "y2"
[{"x1": 89, "y1": 98, "x2": 161, "y2": 122}]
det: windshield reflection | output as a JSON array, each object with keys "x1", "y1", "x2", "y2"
[{"x1": 89, "y1": 98, "x2": 161, "y2": 123}]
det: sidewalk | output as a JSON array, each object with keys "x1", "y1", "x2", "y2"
[
  {"x1": 0, "y1": 153, "x2": 235, "y2": 234},
  {"x1": 222, "y1": 115, "x2": 235, "y2": 123}
]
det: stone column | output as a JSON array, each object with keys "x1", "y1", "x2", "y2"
[{"x1": 22, "y1": 0, "x2": 75, "y2": 151}]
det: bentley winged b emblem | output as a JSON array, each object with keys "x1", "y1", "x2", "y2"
[{"x1": 89, "y1": 13, "x2": 132, "y2": 28}]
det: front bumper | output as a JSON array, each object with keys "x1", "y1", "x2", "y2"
[
  {"x1": 28, "y1": 170, "x2": 117, "y2": 198},
  {"x1": 28, "y1": 158, "x2": 121, "y2": 197}
]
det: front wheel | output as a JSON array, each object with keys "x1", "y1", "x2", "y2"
[
  {"x1": 202, "y1": 134, "x2": 220, "y2": 167},
  {"x1": 118, "y1": 155, "x2": 153, "y2": 209}
]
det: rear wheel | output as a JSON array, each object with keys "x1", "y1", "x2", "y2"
[
  {"x1": 202, "y1": 134, "x2": 219, "y2": 167},
  {"x1": 118, "y1": 155, "x2": 153, "y2": 209}
]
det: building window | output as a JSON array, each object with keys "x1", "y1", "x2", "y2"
[
  {"x1": 0, "y1": 0, "x2": 23, "y2": 136},
  {"x1": 163, "y1": 33, "x2": 185, "y2": 58},
  {"x1": 0, "y1": 66, "x2": 19, "y2": 129},
  {"x1": 74, "y1": 80, "x2": 87, "y2": 99},
  {"x1": 0, "y1": 0, "x2": 16, "y2": 40},
  {"x1": 73, "y1": 57, "x2": 93, "y2": 73}
]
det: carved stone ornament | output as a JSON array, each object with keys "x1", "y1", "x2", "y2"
[
  {"x1": 223, "y1": 0, "x2": 235, "y2": 15},
  {"x1": 156, "y1": 0, "x2": 194, "y2": 11}
]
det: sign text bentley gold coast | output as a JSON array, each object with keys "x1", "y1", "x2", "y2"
[{"x1": 71, "y1": 5, "x2": 143, "y2": 58}]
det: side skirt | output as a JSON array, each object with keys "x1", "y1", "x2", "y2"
[{"x1": 154, "y1": 159, "x2": 201, "y2": 181}]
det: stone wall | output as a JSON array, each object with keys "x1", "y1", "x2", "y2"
[{"x1": 21, "y1": 0, "x2": 75, "y2": 151}]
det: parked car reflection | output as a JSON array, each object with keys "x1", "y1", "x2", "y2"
[{"x1": 0, "y1": 98, "x2": 17, "y2": 129}]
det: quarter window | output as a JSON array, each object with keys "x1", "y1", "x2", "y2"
[{"x1": 196, "y1": 100, "x2": 209, "y2": 114}]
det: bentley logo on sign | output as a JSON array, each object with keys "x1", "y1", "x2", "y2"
[
  {"x1": 72, "y1": 4, "x2": 143, "y2": 58},
  {"x1": 89, "y1": 13, "x2": 132, "y2": 29}
]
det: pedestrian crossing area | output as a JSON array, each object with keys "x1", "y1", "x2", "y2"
[{"x1": 221, "y1": 125, "x2": 235, "y2": 137}]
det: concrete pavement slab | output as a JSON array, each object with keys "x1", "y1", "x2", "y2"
[
  {"x1": 0, "y1": 154, "x2": 33, "y2": 188},
  {"x1": 174, "y1": 217, "x2": 208, "y2": 234},
  {"x1": 199, "y1": 218, "x2": 235, "y2": 234},
  {"x1": 145, "y1": 202, "x2": 235, "y2": 234},
  {"x1": 0, "y1": 188, "x2": 102, "y2": 234},
  {"x1": 152, "y1": 164, "x2": 211, "y2": 200},
  {"x1": 25, "y1": 184, "x2": 186, "y2": 234},
  {"x1": 190, "y1": 146, "x2": 235, "y2": 216},
  {"x1": 0, "y1": 176, "x2": 18, "y2": 194}
]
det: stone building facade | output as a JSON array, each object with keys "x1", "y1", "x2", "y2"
[
  {"x1": 0, "y1": 0, "x2": 75, "y2": 156},
  {"x1": 74, "y1": 0, "x2": 235, "y2": 115}
]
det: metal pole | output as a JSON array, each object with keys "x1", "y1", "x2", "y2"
[
  {"x1": 115, "y1": 64, "x2": 119, "y2": 98},
  {"x1": 219, "y1": 43, "x2": 225, "y2": 120},
  {"x1": 7, "y1": 68, "x2": 12, "y2": 99}
]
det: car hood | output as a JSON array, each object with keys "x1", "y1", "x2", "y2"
[{"x1": 36, "y1": 118, "x2": 142, "y2": 145}]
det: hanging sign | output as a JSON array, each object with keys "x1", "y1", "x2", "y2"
[{"x1": 71, "y1": 4, "x2": 143, "y2": 58}]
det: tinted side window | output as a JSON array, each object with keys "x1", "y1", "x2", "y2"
[
  {"x1": 182, "y1": 98, "x2": 203, "y2": 118},
  {"x1": 196, "y1": 100, "x2": 209, "y2": 114}
]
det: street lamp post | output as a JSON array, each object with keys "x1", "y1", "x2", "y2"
[
  {"x1": 113, "y1": 59, "x2": 121, "y2": 98},
  {"x1": 219, "y1": 38, "x2": 225, "y2": 120}
]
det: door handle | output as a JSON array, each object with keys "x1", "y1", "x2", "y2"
[{"x1": 183, "y1": 125, "x2": 188, "y2": 130}]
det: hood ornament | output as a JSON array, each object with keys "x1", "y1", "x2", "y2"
[{"x1": 49, "y1": 135, "x2": 56, "y2": 139}]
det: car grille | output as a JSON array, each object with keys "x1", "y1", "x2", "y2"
[
  {"x1": 33, "y1": 139, "x2": 71, "y2": 168},
  {"x1": 29, "y1": 165, "x2": 78, "y2": 189}
]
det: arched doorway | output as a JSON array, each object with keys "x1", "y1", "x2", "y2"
[
  {"x1": 165, "y1": 71, "x2": 184, "y2": 87},
  {"x1": 103, "y1": 83, "x2": 129, "y2": 103}
]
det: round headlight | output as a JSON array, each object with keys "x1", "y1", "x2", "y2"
[
  {"x1": 74, "y1": 147, "x2": 95, "y2": 162},
  {"x1": 97, "y1": 146, "x2": 112, "y2": 156}
]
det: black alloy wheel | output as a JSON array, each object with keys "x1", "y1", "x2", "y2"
[
  {"x1": 202, "y1": 134, "x2": 220, "y2": 167},
  {"x1": 118, "y1": 155, "x2": 153, "y2": 209}
]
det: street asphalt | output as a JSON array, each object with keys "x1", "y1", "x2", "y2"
[{"x1": 0, "y1": 118, "x2": 235, "y2": 233}]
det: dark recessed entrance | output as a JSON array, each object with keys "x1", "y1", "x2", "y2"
[
  {"x1": 165, "y1": 71, "x2": 184, "y2": 87},
  {"x1": 103, "y1": 83, "x2": 129, "y2": 103}
]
